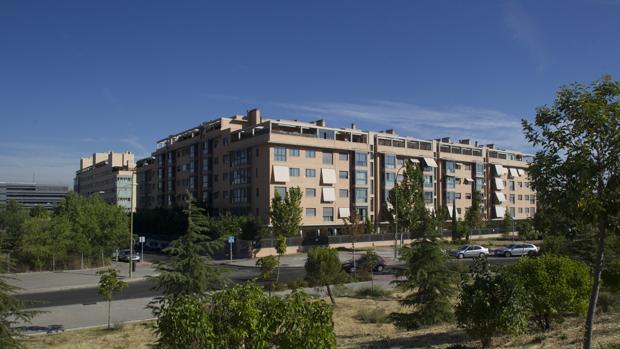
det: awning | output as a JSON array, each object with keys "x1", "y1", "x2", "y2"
[
  {"x1": 509, "y1": 168, "x2": 519, "y2": 178},
  {"x1": 493, "y1": 164, "x2": 505, "y2": 177},
  {"x1": 322, "y1": 187, "x2": 336, "y2": 202},
  {"x1": 464, "y1": 177, "x2": 474, "y2": 183},
  {"x1": 338, "y1": 207, "x2": 350, "y2": 218},
  {"x1": 409, "y1": 158, "x2": 420, "y2": 163},
  {"x1": 517, "y1": 168, "x2": 525, "y2": 176},
  {"x1": 273, "y1": 165, "x2": 290, "y2": 183},
  {"x1": 494, "y1": 178, "x2": 504, "y2": 190},
  {"x1": 495, "y1": 205, "x2": 506, "y2": 218},
  {"x1": 447, "y1": 204, "x2": 454, "y2": 218},
  {"x1": 423, "y1": 157, "x2": 438, "y2": 168},
  {"x1": 321, "y1": 168, "x2": 337, "y2": 184},
  {"x1": 494, "y1": 191, "x2": 506, "y2": 203}
]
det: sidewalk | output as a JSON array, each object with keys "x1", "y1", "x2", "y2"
[{"x1": 9, "y1": 261, "x2": 157, "y2": 294}]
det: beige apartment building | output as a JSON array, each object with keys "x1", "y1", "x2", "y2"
[
  {"x1": 136, "y1": 108, "x2": 536, "y2": 230},
  {"x1": 74, "y1": 151, "x2": 136, "y2": 211}
]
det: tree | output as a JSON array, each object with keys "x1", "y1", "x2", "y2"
[
  {"x1": 269, "y1": 187, "x2": 303, "y2": 283},
  {"x1": 342, "y1": 210, "x2": 365, "y2": 272},
  {"x1": 502, "y1": 210, "x2": 513, "y2": 235},
  {"x1": 387, "y1": 161, "x2": 429, "y2": 238},
  {"x1": 359, "y1": 250, "x2": 380, "y2": 292},
  {"x1": 456, "y1": 257, "x2": 528, "y2": 348},
  {"x1": 256, "y1": 255, "x2": 278, "y2": 296},
  {"x1": 451, "y1": 199, "x2": 458, "y2": 241},
  {"x1": 305, "y1": 247, "x2": 349, "y2": 305},
  {"x1": 0, "y1": 200, "x2": 29, "y2": 252},
  {"x1": 509, "y1": 254, "x2": 592, "y2": 330},
  {"x1": 154, "y1": 293, "x2": 214, "y2": 349},
  {"x1": 151, "y1": 194, "x2": 224, "y2": 297},
  {"x1": 18, "y1": 217, "x2": 53, "y2": 271},
  {"x1": 391, "y1": 239, "x2": 457, "y2": 329},
  {"x1": 522, "y1": 76, "x2": 620, "y2": 349},
  {"x1": 97, "y1": 268, "x2": 127, "y2": 330},
  {"x1": 0, "y1": 255, "x2": 39, "y2": 349},
  {"x1": 464, "y1": 191, "x2": 484, "y2": 242}
]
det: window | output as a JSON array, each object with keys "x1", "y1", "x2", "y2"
[
  {"x1": 510, "y1": 207, "x2": 516, "y2": 218},
  {"x1": 455, "y1": 192, "x2": 462, "y2": 199},
  {"x1": 424, "y1": 191, "x2": 433, "y2": 203},
  {"x1": 274, "y1": 186, "x2": 286, "y2": 198},
  {"x1": 446, "y1": 160, "x2": 456, "y2": 173},
  {"x1": 355, "y1": 188, "x2": 368, "y2": 203},
  {"x1": 475, "y1": 178, "x2": 484, "y2": 191},
  {"x1": 446, "y1": 191, "x2": 456, "y2": 202},
  {"x1": 306, "y1": 149, "x2": 316, "y2": 158},
  {"x1": 305, "y1": 188, "x2": 316, "y2": 197},
  {"x1": 385, "y1": 154, "x2": 396, "y2": 169},
  {"x1": 424, "y1": 175, "x2": 433, "y2": 188},
  {"x1": 518, "y1": 181, "x2": 523, "y2": 188},
  {"x1": 509, "y1": 194, "x2": 515, "y2": 204},
  {"x1": 524, "y1": 194, "x2": 530, "y2": 200},
  {"x1": 509, "y1": 181, "x2": 515, "y2": 191},
  {"x1": 355, "y1": 152, "x2": 368, "y2": 166},
  {"x1": 289, "y1": 148, "x2": 300, "y2": 157},
  {"x1": 356, "y1": 170, "x2": 368, "y2": 185},
  {"x1": 323, "y1": 207, "x2": 334, "y2": 222},
  {"x1": 339, "y1": 153, "x2": 349, "y2": 161},
  {"x1": 465, "y1": 193, "x2": 472, "y2": 199},
  {"x1": 289, "y1": 168, "x2": 300, "y2": 177},
  {"x1": 518, "y1": 207, "x2": 523, "y2": 214},
  {"x1": 385, "y1": 172, "x2": 396, "y2": 186},
  {"x1": 275, "y1": 146, "x2": 286, "y2": 161},
  {"x1": 446, "y1": 176, "x2": 456, "y2": 189},
  {"x1": 339, "y1": 171, "x2": 349, "y2": 179},
  {"x1": 306, "y1": 208, "x2": 316, "y2": 217},
  {"x1": 319, "y1": 130, "x2": 335, "y2": 140},
  {"x1": 323, "y1": 151, "x2": 333, "y2": 165},
  {"x1": 475, "y1": 163, "x2": 484, "y2": 176},
  {"x1": 518, "y1": 194, "x2": 523, "y2": 201},
  {"x1": 305, "y1": 169, "x2": 316, "y2": 178},
  {"x1": 457, "y1": 208, "x2": 462, "y2": 214},
  {"x1": 339, "y1": 189, "x2": 349, "y2": 198}
]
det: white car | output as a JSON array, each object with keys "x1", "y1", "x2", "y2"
[
  {"x1": 450, "y1": 245, "x2": 490, "y2": 259},
  {"x1": 494, "y1": 243, "x2": 539, "y2": 257}
]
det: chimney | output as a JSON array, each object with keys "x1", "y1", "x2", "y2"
[
  {"x1": 247, "y1": 108, "x2": 261, "y2": 125},
  {"x1": 315, "y1": 119, "x2": 326, "y2": 127},
  {"x1": 351, "y1": 123, "x2": 357, "y2": 129}
]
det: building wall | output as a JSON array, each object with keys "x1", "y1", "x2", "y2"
[
  {"x1": 134, "y1": 109, "x2": 536, "y2": 228},
  {"x1": 0, "y1": 182, "x2": 68, "y2": 209}
]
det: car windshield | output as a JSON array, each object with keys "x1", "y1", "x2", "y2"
[
  {"x1": 506, "y1": 244, "x2": 516, "y2": 248},
  {"x1": 457, "y1": 245, "x2": 469, "y2": 250}
]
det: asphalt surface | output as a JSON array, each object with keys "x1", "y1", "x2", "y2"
[{"x1": 16, "y1": 265, "x2": 304, "y2": 309}]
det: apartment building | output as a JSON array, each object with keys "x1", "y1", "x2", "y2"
[
  {"x1": 0, "y1": 182, "x2": 68, "y2": 209},
  {"x1": 136, "y1": 108, "x2": 536, "y2": 230},
  {"x1": 74, "y1": 151, "x2": 136, "y2": 211}
]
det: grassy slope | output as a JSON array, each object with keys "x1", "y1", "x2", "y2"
[{"x1": 22, "y1": 296, "x2": 619, "y2": 349}]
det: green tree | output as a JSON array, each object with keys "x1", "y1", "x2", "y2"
[
  {"x1": 387, "y1": 161, "x2": 429, "y2": 238},
  {"x1": 502, "y1": 209, "x2": 513, "y2": 235},
  {"x1": 464, "y1": 191, "x2": 484, "y2": 242},
  {"x1": 28, "y1": 205, "x2": 48, "y2": 218},
  {"x1": 602, "y1": 259, "x2": 620, "y2": 292},
  {"x1": 154, "y1": 293, "x2": 214, "y2": 349},
  {"x1": 450, "y1": 200, "x2": 458, "y2": 241},
  {"x1": 0, "y1": 200, "x2": 29, "y2": 252},
  {"x1": 151, "y1": 195, "x2": 224, "y2": 296},
  {"x1": 269, "y1": 187, "x2": 303, "y2": 283},
  {"x1": 509, "y1": 254, "x2": 592, "y2": 330},
  {"x1": 359, "y1": 250, "x2": 380, "y2": 292},
  {"x1": 391, "y1": 240, "x2": 457, "y2": 329},
  {"x1": 456, "y1": 257, "x2": 528, "y2": 348},
  {"x1": 97, "y1": 268, "x2": 127, "y2": 330},
  {"x1": 256, "y1": 255, "x2": 278, "y2": 296},
  {"x1": 305, "y1": 247, "x2": 349, "y2": 305},
  {"x1": 18, "y1": 216, "x2": 53, "y2": 271},
  {"x1": 522, "y1": 76, "x2": 620, "y2": 349},
  {"x1": 342, "y1": 210, "x2": 365, "y2": 272},
  {"x1": 0, "y1": 256, "x2": 38, "y2": 349}
]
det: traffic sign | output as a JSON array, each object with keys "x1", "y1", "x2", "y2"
[
  {"x1": 139, "y1": 236, "x2": 145, "y2": 243},
  {"x1": 228, "y1": 236, "x2": 235, "y2": 244}
]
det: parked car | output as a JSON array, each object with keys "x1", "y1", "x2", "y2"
[
  {"x1": 117, "y1": 249, "x2": 141, "y2": 262},
  {"x1": 494, "y1": 243, "x2": 539, "y2": 257},
  {"x1": 450, "y1": 245, "x2": 490, "y2": 259},
  {"x1": 342, "y1": 255, "x2": 386, "y2": 273}
]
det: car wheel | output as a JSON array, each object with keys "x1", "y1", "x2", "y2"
[
  {"x1": 527, "y1": 251, "x2": 535, "y2": 256},
  {"x1": 504, "y1": 251, "x2": 512, "y2": 257},
  {"x1": 375, "y1": 265, "x2": 384, "y2": 272},
  {"x1": 458, "y1": 253, "x2": 464, "y2": 259},
  {"x1": 479, "y1": 253, "x2": 485, "y2": 257}
]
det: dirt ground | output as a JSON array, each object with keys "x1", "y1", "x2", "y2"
[{"x1": 21, "y1": 295, "x2": 620, "y2": 349}]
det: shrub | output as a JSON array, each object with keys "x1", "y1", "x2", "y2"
[
  {"x1": 456, "y1": 257, "x2": 528, "y2": 349},
  {"x1": 357, "y1": 308, "x2": 388, "y2": 324},
  {"x1": 603, "y1": 259, "x2": 620, "y2": 292},
  {"x1": 596, "y1": 291, "x2": 620, "y2": 314},
  {"x1": 355, "y1": 286, "x2": 391, "y2": 298},
  {"x1": 286, "y1": 277, "x2": 308, "y2": 290},
  {"x1": 330, "y1": 285, "x2": 353, "y2": 297},
  {"x1": 508, "y1": 254, "x2": 592, "y2": 330}
]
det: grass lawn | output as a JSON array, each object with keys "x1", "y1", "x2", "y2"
[{"x1": 21, "y1": 294, "x2": 619, "y2": 349}]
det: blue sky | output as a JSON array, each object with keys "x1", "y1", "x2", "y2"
[{"x1": 1, "y1": 1, "x2": 618, "y2": 186}]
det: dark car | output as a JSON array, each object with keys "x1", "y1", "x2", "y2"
[{"x1": 342, "y1": 255, "x2": 386, "y2": 273}]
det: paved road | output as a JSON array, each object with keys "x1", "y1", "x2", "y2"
[{"x1": 16, "y1": 265, "x2": 304, "y2": 309}]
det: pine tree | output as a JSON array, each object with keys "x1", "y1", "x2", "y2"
[
  {"x1": 151, "y1": 193, "x2": 224, "y2": 297},
  {"x1": 464, "y1": 191, "x2": 484, "y2": 242}
]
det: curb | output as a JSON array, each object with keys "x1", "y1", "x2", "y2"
[{"x1": 15, "y1": 276, "x2": 152, "y2": 295}]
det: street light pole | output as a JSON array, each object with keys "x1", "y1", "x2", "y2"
[
  {"x1": 129, "y1": 170, "x2": 135, "y2": 279},
  {"x1": 393, "y1": 165, "x2": 407, "y2": 258}
]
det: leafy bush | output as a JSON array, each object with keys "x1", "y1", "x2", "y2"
[
  {"x1": 330, "y1": 285, "x2": 353, "y2": 297},
  {"x1": 456, "y1": 257, "x2": 528, "y2": 349},
  {"x1": 305, "y1": 247, "x2": 349, "y2": 304},
  {"x1": 357, "y1": 308, "x2": 388, "y2": 324},
  {"x1": 603, "y1": 259, "x2": 620, "y2": 292},
  {"x1": 508, "y1": 254, "x2": 592, "y2": 330},
  {"x1": 355, "y1": 286, "x2": 391, "y2": 298},
  {"x1": 596, "y1": 291, "x2": 620, "y2": 314},
  {"x1": 286, "y1": 277, "x2": 308, "y2": 290}
]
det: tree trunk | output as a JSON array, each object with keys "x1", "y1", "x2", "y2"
[
  {"x1": 326, "y1": 284, "x2": 335, "y2": 305},
  {"x1": 583, "y1": 220, "x2": 607, "y2": 349},
  {"x1": 107, "y1": 300, "x2": 111, "y2": 330},
  {"x1": 275, "y1": 254, "x2": 281, "y2": 284}
]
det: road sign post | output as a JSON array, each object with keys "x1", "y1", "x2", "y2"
[
  {"x1": 139, "y1": 236, "x2": 145, "y2": 262},
  {"x1": 228, "y1": 236, "x2": 235, "y2": 262}
]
